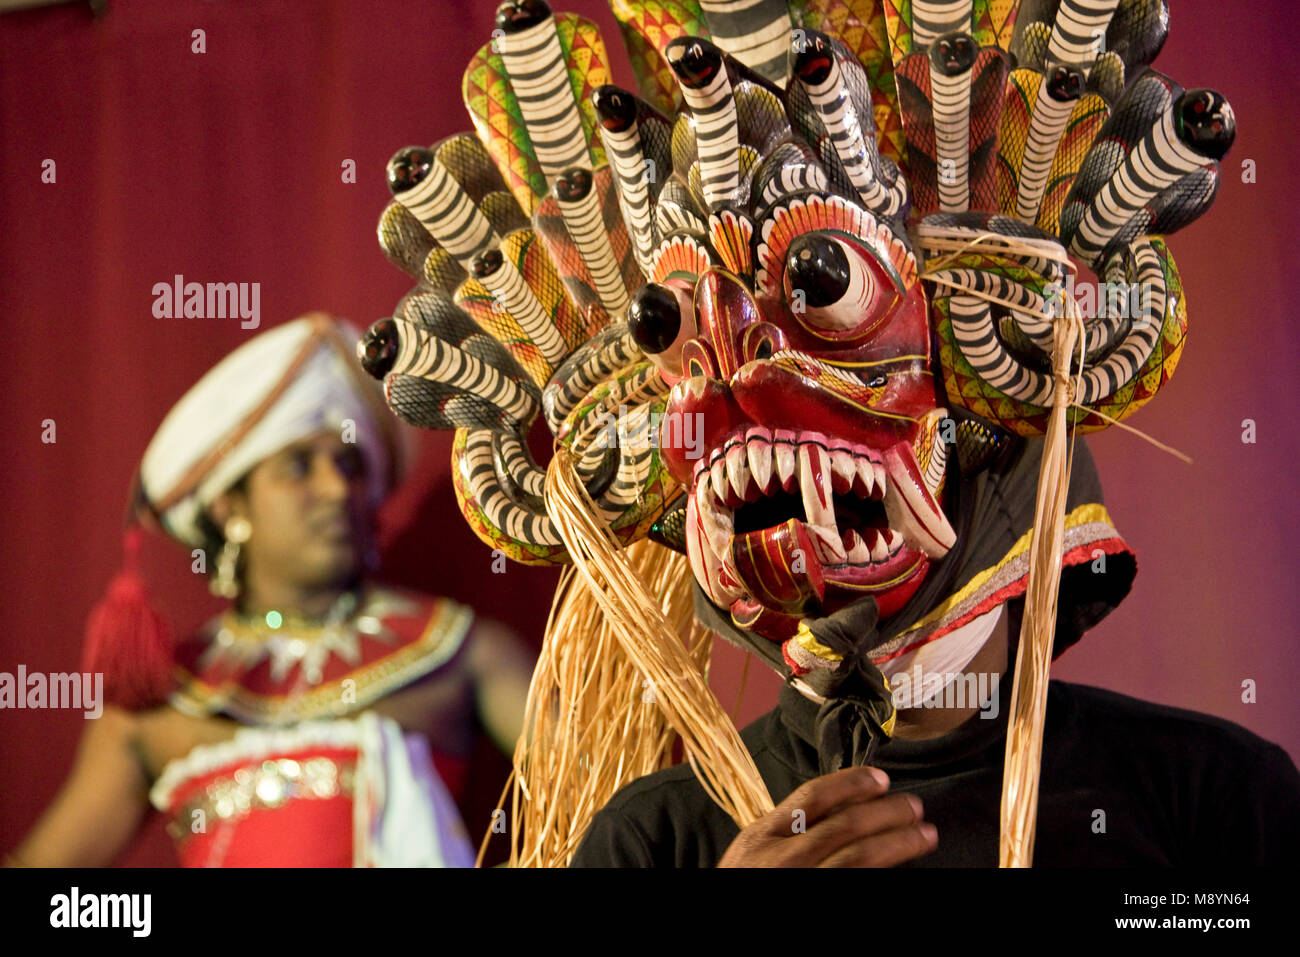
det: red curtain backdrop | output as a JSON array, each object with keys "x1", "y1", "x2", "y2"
[{"x1": 1, "y1": 0, "x2": 1296, "y2": 867}]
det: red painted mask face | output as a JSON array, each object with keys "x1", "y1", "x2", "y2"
[{"x1": 656, "y1": 201, "x2": 956, "y2": 645}]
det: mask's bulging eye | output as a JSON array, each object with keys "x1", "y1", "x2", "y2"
[
  {"x1": 628, "y1": 282, "x2": 696, "y2": 381},
  {"x1": 783, "y1": 234, "x2": 897, "y2": 341},
  {"x1": 628, "y1": 283, "x2": 682, "y2": 353}
]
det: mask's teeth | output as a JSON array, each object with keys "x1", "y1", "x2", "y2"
[
  {"x1": 873, "y1": 462, "x2": 887, "y2": 500},
  {"x1": 685, "y1": 492, "x2": 712, "y2": 595},
  {"x1": 866, "y1": 527, "x2": 889, "y2": 562},
  {"x1": 725, "y1": 441, "x2": 752, "y2": 503},
  {"x1": 798, "y1": 437, "x2": 836, "y2": 531},
  {"x1": 774, "y1": 429, "x2": 798, "y2": 492},
  {"x1": 844, "y1": 528, "x2": 870, "y2": 564},
  {"x1": 829, "y1": 447, "x2": 856, "y2": 495},
  {"x1": 746, "y1": 429, "x2": 774, "y2": 495},
  {"x1": 884, "y1": 528, "x2": 903, "y2": 554},
  {"x1": 695, "y1": 470, "x2": 735, "y2": 565},
  {"x1": 710, "y1": 455, "x2": 731, "y2": 507},
  {"x1": 808, "y1": 522, "x2": 847, "y2": 564},
  {"x1": 882, "y1": 442, "x2": 956, "y2": 558},
  {"x1": 687, "y1": 488, "x2": 742, "y2": 605},
  {"x1": 854, "y1": 456, "x2": 875, "y2": 497}
]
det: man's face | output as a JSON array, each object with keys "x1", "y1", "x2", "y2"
[{"x1": 228, "y1": 433, "x2": 373, "y2": 592}]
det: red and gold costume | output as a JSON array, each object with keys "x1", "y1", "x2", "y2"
[{"x1": 151, "y1": 588, "x2": 476, "y2": 868}]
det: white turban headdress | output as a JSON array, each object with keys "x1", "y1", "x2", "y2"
[{"x1": 136, "y1": 313, "x2": 404, "y2": 546}]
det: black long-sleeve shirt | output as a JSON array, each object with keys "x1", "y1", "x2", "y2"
[{"x1": 571, "y1": 680, "x2": 1300, "y2": 867}]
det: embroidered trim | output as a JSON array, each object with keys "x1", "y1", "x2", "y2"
[
  {"x1": 169, "y1": 589, "x2": 474, "y2": 725},
  {"x1": 166, "y1": 756, "x2": 358, "y2": 849},
  {"x1": 791, "y1": 623, "x2": 844, "y2": 662},
  {"x1": 870, "y1": 504, "x2": 1128, "y2": 664},
  {"x1": 150, "y1": 718, "x2": 369, "y2": 810}
]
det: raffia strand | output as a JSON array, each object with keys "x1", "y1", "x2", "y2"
[
  {"x1": 479, "y1": 483, "x2": 740, "y2": 867},
  {"x1": 542, "y1": 448, "x2": 774, "y2": 829}
]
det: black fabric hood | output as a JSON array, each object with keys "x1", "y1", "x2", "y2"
[{"x1": 693, "y1": 435, "x2": 1137, "y2": 772}]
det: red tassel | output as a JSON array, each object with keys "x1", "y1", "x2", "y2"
[{"x1": 82, "y1": 527, "x2": 175, "y2": 710}]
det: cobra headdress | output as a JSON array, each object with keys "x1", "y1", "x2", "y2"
[{"x1": 358, "y1": 0, "x2": 1233, "y2": 866}]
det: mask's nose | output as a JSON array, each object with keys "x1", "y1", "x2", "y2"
[{"x1": 686, "y1": 268, "x2": 786, "y2": 381}]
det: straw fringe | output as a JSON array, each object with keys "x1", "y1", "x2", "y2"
[
  {"x1": 544, "y1": 450, "x2": 773, "y2": 828},
  {"x1": 480, "y1": 451, "x2": 770, "y2": 867},
  {"x1": 920, "y1": 231, "x2": 1075, "y2": 867},
  {"x1": 480, "y1": 549, "x2": 691, "y2": 867}
]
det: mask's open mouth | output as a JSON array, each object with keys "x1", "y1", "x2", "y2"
[
  {"x1": 723, "y1": 432, "x2": 899, "y2": 566},
  {"x1": 687, "y1": 426, "x2": 956, "y2": 623}
]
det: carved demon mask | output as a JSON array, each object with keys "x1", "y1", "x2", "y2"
[{"x1": 360, "y1": 0, "x2": 1232, "y2": 674}]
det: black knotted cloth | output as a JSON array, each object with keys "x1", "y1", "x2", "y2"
[
  {"x1": 799, "y1": 598, "x2": 895, "y2": 774},
  {"x1": 693, "y1": 436, "x2": 1136, "y2": 775}
]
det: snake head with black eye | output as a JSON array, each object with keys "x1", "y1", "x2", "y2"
[
  {"x1": 494, "y1": 0, "x2": 551, "y2": 34},
  {"x1": 1175, "y1": 89, "x2": 1236, "y2": 160},
  {"x1": 386, "y1": 146, "x2": 435, "y2": 195},
  {"x1": 665, "y1": 36, "x2": 723, "y2": 89},
  {"x1": 358, "y1": 319, "x2": 400, "y2": 379},
  {"x1": 1046, "y1": 65, "x2": 1085, "y2": 102},
  {"x1": 591, "y1": 85, "x2": 637, "y2": 132},
  {"x1": 931, "y1": 32, "x2": 976, "y2": 76},
  {"x1": 791, "y1": 30, "x2": 835, "y2": 85},
  {"x1": 554, "y1": 167, "x2": 594, "y2": 203},
  {"x1": 472, "y1": 248, "x2": 504, "y2": 279}
]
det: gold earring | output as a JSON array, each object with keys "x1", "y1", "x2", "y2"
[{"x1": 211, "y1": 517, "x2": 252, "y2": 599}]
